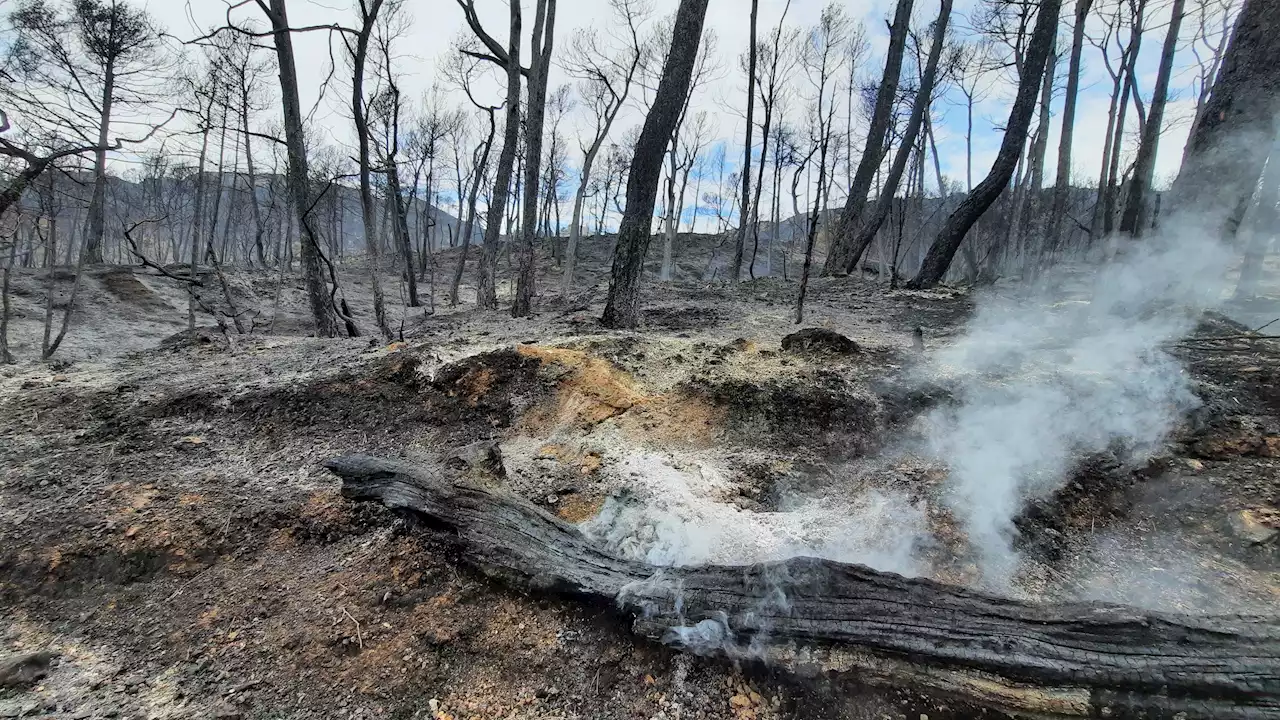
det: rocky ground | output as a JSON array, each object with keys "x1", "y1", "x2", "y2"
[{"x1": 1, "y1": 237, "x2": 1278, "y2": 720}]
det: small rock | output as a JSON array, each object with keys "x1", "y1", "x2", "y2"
[
  {"x1": 447, "y1": 440, "x2": 506, "y2": 478},
  {"x1": 173, "y1": 435, "x2": 206, "y2": 450},
  {"x1": 210, "y1": 700, "x2": 242, "y2": 719},
  {"x1": 1229, "y1": 508, "x2": 1279, "y2": 545},
  {"x1": 0, "y1": 651, "x2": 56, "y2": 689}
]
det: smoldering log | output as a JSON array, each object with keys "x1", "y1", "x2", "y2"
[{"x1": 324, "y1": 454, "x2": 1280, "y2": 720}]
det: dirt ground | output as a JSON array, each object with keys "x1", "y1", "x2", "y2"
[{"x1": 2, "y1": 238, "x2": 1278, "y2": 720}]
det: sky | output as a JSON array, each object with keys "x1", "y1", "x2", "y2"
[{"x1": 129, "y1": 0, "x2": 1224, "y2": 224}]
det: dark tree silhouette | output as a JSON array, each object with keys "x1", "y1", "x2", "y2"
[
  {"x1": 601, "y1": 0, "x2": 711, "y2": 329},
  {"x1": 908, "y1": 0, "x2": 1064, "y2": 288}
]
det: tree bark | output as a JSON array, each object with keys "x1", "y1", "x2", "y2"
[
  {"x1": 1234, "y1": 139, "x2": 1280, "y2": 299},
  {"x1": 83, "y1": 60, "x2": 115, "y2": 265},
  {"x1": 1101, "y1": 0, "x2": 1146, "y2": 237},
  {"x1": 1164, "y1": 0, "x2": 1280, "y2": 242},
  {"x1": 327, "y1": 454, "x2": 1280, "y2": 720},
  {"x1": 730, "y1": 0, "x2": 760, "y2": 282},
  {"x1": 1019, "y1": 33, "x2": 1058, "y2": 269},
  {"x1": 265, "y1": 0, "x2": 339, "y2": 336},
  {"x1": 239, "y1": 82, "x2": 268, "y2": 268},
  {"x1": 601, "y1": 0, "x2": 711, "y2": 328},
  {"x1": 822, "y1": 0, "x2": 915, "y2": 276},
  {"x1": 477, "y1": 4, "x2": 522, "y2": 310},
  {"x1": 1045, "y1": 0, "x2": 1092, "y2": 252},
  {"x1": 351, "y1": 0, "x2": 393, "y2": 340},
  {"x1": 909, "y1": 0, "x2": 1063, "y2": 288},
  {"x1": 843, "y1": 1, "x2": 952, "y2": 270},
  {"x1": 512, "y1": 0, "x2": 557, "y2": 318},
  {"x1": 452, "y1": 110, "x2": 496, "y2": 307},
  {"x1": 188, "y1": 100, "x2": 213, "y2": 332},
  {"x1": 1119, "y1": 0, "x2": 1186, "y2": 237}
]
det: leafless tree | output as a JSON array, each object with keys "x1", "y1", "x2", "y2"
[
  {"x1": 5, "y1": 0, "x2": 173, "y2": 264},
  {"x1": 910, "y1": 0, "x2": 1063, "y2": 287},
  {"x1": 1045, "y1": 0, "x2": 1094, "y2": 251},
  {"x1": 844, "y1": 0, "x2": 953, "y2": 285},
  {"x1": 443, "y1": 48, "x2": 501, "y2": 307},
  {"x1": 1164, "y1": 0, "x2": 1280, "y2": 242},
  {"x1": 796, "y1": 5, "x2": 853, "y2": 321},
  {"x1": 342, "y1": 0, "x2": 393, "y2": 340},
  {"x1": 654, "y1": 29, "x2": 719, "y2": 283},
  {"x1": 455, "y1": 0, "x2": 524, "y2": 310},
  {"x1": 823, "y1": 0, "x2": 914, "y2": 275},
  {"x1": 746, "y1": 3, "x2": 800, "y2": 278},
  {"x1": 560, "y1": 0, "x2": 648, "y2": 298},
  {"x1": 1119, "y1": 0, "x2": 1187, "y2": 236},
  {"x1": 730, "y1": 0, "x2": 759, "y2": 281},
  {"x1": 601, "y1": 0, "x2": 710, "y2": 328},
  {"x1": 658, "y1": 110, "x2": 711, "y2": 281}
]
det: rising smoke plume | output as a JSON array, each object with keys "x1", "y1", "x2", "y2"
[
  {"x1": 580, "y1": 451, "x2": 927, "y2": 576},
  {"x1": 920, "y1": 228, "x2": 1233, "y2": 587}
]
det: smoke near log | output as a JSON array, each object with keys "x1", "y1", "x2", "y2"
[
  {"x1": 578, "y1": 451, "x2": 927, "y2": 576},
  {"x1": 917, "y1": 229, "x2": 1232, "y2": 587}
]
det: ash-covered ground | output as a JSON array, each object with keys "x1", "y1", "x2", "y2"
[{"x1": 2, "y1": 236, "x2": 1278, "y2": 719}]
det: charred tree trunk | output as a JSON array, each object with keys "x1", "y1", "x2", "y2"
[
  {"x1": 265, "y1": 0, "x2": 339, "y2": 336},
  {"x1": 240, "y1": 84, "x2": 268, "y2": 269},
  {"x1": 1046, "y1": 0, "x2": 1092, "y2": 253},
  {"x1": 908, "y1": 0, "x2": 1063, "y2": 288},
  {"x1": 1119, "y1": 0, "x2": 1186, "y2": 237},
  {"x1": 1235, "y1": 139, "x2": 1280, "y2": 299},
  {"x1": 327, "y1": 454, "x2": 1280, "y2": 720},
  {"x1": 477, "y1": 4, "x2": 522, "y2": 310},
  {"x1": 351, "y1": 0, "x2": 393, "y2": 340},
  {"x1": 512, "y1": 0, "x2": 557, "y2": 318},
  {"x1": 452, "y1": 110, "x2": 496, "y2": 307},
  {"x1": 1164, "y1": 0, "x2": 1280, "y2": 242},
  {"x1": 82, "y1": 60, "x2": 115, "y2": 265},
  {"x1": 730, "y1": 0, "x2": 759, "y2": 282},
  {"x1": 823, "y1": 0, "x2": 915, "y2": 276},
  {"x1": 601, "y1": 0, "x2": 711, "y2": 329},
  {"x1": 844, "y1": 0, "x2": 951, "y2": 263}
]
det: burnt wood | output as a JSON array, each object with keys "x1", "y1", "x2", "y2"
[{"x1": 325, "y1": 454, "x2": 1280, "y2": 719}]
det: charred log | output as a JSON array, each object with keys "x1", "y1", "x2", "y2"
[{"x1": 326, "y1": 454, "x2": 1280, "y2": 720}]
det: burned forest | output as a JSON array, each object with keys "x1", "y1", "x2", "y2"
[{"x1": 4, "y1": 0, "x2": 1280, "y2": 719}]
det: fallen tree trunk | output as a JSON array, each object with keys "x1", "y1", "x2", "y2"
[{"x1": 325, "y1": 454, "x2": 1280, "y2": 719}]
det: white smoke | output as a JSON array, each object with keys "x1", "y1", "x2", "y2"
[
  {"x1": 580, "y1": 452, "x2": 927, "y2": 577},
  {"x1": 919, "y1": 228, "x2": 1233, "y2": 587}
]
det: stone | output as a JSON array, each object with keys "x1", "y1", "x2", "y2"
[
  {"x1": 1229, "y1": 508, "x2": 1279, "y2": 545},
  {"x1": 447, "y1": 440, "x2": 506, "y2": 478},
  {"x1": 210, "y1": 700, "x2": 242, "y2": 719},
  {"x1": 0, "y1": 651, "x2": 55, "y2": 689}
]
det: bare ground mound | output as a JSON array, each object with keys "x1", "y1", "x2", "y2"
[{"x1": 2, "y1": 248, "x2": 1278, "y2": 719}]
